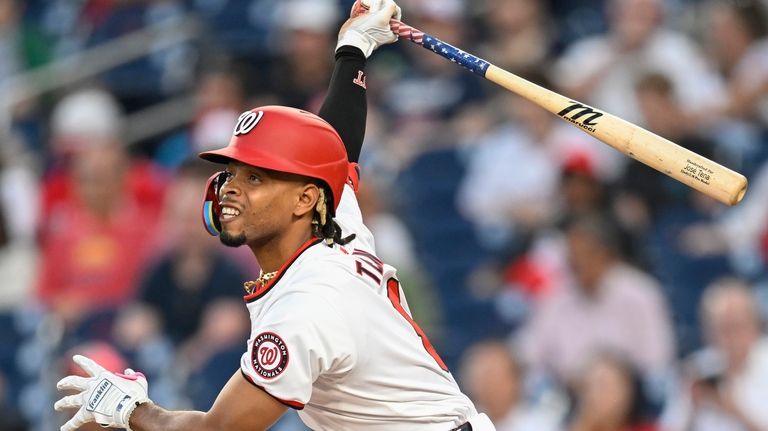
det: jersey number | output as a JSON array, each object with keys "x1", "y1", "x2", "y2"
[{"x1": 353, "y1": 250, "x2": 448, "y2": 372}]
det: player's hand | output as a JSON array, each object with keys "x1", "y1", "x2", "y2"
[
  {"x1": 337, "y1": 0, "x2": 402, "y2": 58},
  {"x1": 54, "y1": 355, "x2": 153, "y2": 431}
]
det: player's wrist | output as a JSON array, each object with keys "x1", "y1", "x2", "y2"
[
  {"x1": 125, "y1": 399, "x2": 155, "y2": 431},
  {"x1": 335, "y1": 45, "x2": 366, "y2": 61},
  {"x1": 336, "y1": 29, "x2": 375, "y2": 58}
]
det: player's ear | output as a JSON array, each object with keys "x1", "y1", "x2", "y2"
[{"x1": 294, "y1": 183, "x2": 320, "y2": 218}]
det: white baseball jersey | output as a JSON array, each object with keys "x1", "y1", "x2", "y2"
[{"x1": 239, "y1": 181, "x2": 481, "y2": 430}]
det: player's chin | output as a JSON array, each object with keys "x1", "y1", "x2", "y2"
[{"x1": 219, "y1": 229, "x2": 247, "y2": 247}]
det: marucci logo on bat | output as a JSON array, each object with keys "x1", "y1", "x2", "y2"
[{"x1": 557, "y1": 102, "x2": 604, "y2": 132}]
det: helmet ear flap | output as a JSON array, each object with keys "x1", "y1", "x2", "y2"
[{"x1": 202, "y1": 171, "x2": 227, "y2": 236}]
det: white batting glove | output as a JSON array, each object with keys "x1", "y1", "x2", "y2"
[
  {"x1": 337, "y1": 0, "x2": 402, "y2": 58},
  {"x1": 54, "y1": 355, "x2": 153, "y2": 431}
]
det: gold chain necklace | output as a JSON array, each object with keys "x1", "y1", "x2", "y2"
[{"x1": 243, "y1": 270, "x2": 279, "y2": 295}]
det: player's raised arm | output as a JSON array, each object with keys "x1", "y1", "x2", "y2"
[{"x1": 318, "y1": 0, "x2": 401, "y2": 163}]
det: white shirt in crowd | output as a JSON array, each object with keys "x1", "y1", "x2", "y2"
[
  {"x1": 555, "y1": 30, "x2": 726, "y2": 126},
  {"x1": 661, "y1": 338, "x2": 768, "y2": 431}
]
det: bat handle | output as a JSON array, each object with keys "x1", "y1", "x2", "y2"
[{"x1": 390, "y1": 20, "x2": 491, "y2": 77}]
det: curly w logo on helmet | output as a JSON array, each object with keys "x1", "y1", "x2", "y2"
[{"x1": 233, "y1": 110, "x2": 264, "y2": 136}]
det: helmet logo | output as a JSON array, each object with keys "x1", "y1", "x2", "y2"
[{"x1": 233, "y1": 111, "x2": 264, "y2": 136}]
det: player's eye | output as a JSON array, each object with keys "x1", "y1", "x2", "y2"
[{"x1": 249, "y1": 174, "x2": 260, "y2": 183}]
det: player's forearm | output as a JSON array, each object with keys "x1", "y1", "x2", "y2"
[
  {"x1": 129, "y1": 403, "x2": 210, "y2": 431},
  {"x1": 318, "y1": 46, "x2": 367, "y2": 163}
]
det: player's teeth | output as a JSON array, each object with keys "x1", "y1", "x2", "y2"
[{"x1": 223, "y1": 208, "x2": 240, "y2": 216}]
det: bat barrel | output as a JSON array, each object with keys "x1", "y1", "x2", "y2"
[{"x1": 393, "y1": 20, "x2": 749, "y2": 206}]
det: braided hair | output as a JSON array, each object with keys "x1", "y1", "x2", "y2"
[{"x1": 311, "y1": 186, "x2": 356, "y2": 246}]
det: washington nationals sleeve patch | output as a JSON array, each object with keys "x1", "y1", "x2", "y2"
[{"x1": 251, "y1": 332, "x2": 289, "y2": 379}]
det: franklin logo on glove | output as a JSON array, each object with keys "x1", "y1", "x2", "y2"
[{"x1": 86, "y1": 379, "x2": 113, "y2": 411}]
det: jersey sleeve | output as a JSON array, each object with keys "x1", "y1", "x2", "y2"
[
  {"x1": 334, "y1": 181, "x2": 377, "y2": 253},
  {"x1": 240, "y1": 292, "x2": 356, "y2": 408}
]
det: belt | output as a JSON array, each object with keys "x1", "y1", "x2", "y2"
[{"x1": 451, "y1": 422, "x2": 472, "y2": 431}]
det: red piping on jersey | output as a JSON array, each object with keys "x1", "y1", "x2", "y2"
[
  {"x1": 244, "y1": 237, "x2": 324, "y2": 303},
  {"x1": 347, "y1": 162, "x2": 360, "y2": 192},
  {"x1": 386, "y1": 278, "x2": 449, "y2": 372},
  {"x1": 240, "y1": 370, "x2": 305, "y2": 410}
]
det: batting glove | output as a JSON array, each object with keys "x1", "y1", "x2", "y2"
[
  {"x1": 54, "y1": 355, "x2": 153, "y2": 431},
  {"x1": 337, "y1": 0, "x2": 402, "y2": 58}
]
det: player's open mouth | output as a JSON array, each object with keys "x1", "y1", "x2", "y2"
[{"x1": 220, "y1": 206, "x2": 241, "y2": 222}]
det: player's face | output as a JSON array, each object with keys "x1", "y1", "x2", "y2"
[{"x1": 218, "y1": 162, "x2": 309, "y2": 248}]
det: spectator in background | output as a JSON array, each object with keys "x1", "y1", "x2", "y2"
[
  {"x1": 478, "y1": 0, "x2": 553, "y2": 73},
  {"x1": 622, "y1": 73, "x2": 717, "y2": 215},
  {"x1": 703, "y1": 0, "x2": 768, "y2": 177},
  {"x1": 382, "y1": 0, "x2": 485, "y2": 120},
  {"x1": 155, "y1": 69, "x2": 245, "y2": 170},
  {"x1": 266, "y1": 0, "x2": 340, "y2": 109},
  {"x1": 139, "y1": 160, "x2": 247, "y2": 345},
  {"x1": 109, "y1": 303, "x2": 181, "y2": 407},
  {"x1": 459, "y1": 340, "x2": 561, "y2": 431},
  {"x1": 0, "y1": 137, "x2": 38, "y2": 311},
  {"x1": 662, "y1": 278, "x2": 768, "y2": 431},
  {"x1": 558, "y1": 154, "x2": 607, "y2": 219},
  {"x1": 707, "y1": 159, "x2": 768, "y2": 279},
  {"x1": 493, "y1": 154, "x2": 611, "y2": 308},
  {"x1": 554, "y1": 0, "x2": 724, "y2": 127},
  {"x1": 518, "y1": 214, "x2": 674, "y2": 387},
  {"x1": 567, "y1": 353, "x2": 659, "y2": 431},
  {"x1": 455, "y1": 96, "x2": 558, "y2": 251},
  {"x1": 705, "y1": 0, "x2": 768, "y2": 127},
  {"x1": 36, "y1": 88, "x2": 167, "y2": 330},
  {"x1": 178, "y1": 298, "x2": 250, "y2": 410},
  {"x1": 457, "y1": 71, "x2": 617, "y2": 253},
  {"x1": 621, "y1": 72, "x2": 734, "y2": 354}
]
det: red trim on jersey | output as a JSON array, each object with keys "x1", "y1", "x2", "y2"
[
  {"x1": 240, "y1": 370, "x2": 305, "y2": 410},
  {"x1": 386, "y1": 278, "x2": 449, "y2": 371},
  {"x1": 244, "y1": 238, "x2": 324, "y2": 303},
  {"x1": 346, "y1": 163, "x2": 360, "y2": 192}
]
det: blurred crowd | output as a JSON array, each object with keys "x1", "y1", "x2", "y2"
[{"x1": 1, "y1": 0, "x2": 768, "y2": 430}]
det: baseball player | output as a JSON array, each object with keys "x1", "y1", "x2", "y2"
[{"x1": 54, "y1": 1, "x2": 495, "y2": 430}]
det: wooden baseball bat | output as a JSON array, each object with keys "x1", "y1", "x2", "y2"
[{"x1": 390, "y1": 20, "x2": 748, "y2": 206}]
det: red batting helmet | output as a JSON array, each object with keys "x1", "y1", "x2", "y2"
[{"x1": 199, "y1": 106, "x2": 349, "y2": 226}]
